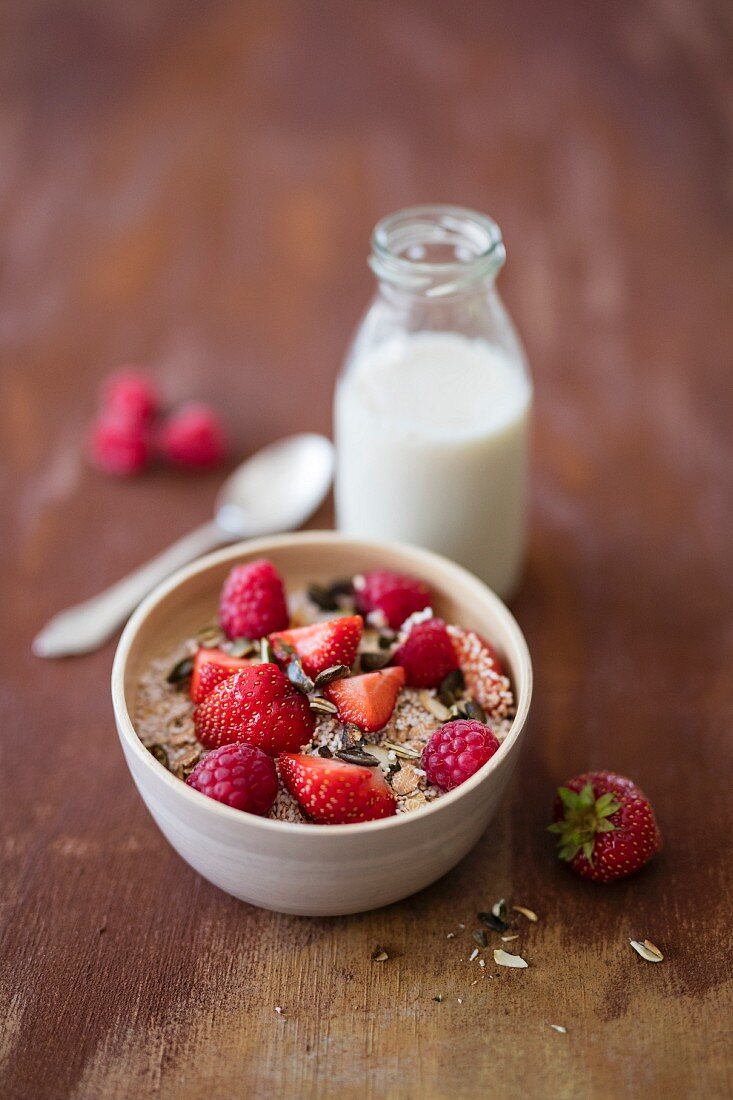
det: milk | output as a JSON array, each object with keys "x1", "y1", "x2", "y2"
[{"x1": 334, "y1": 332, "x2": 532, "y2": 598}]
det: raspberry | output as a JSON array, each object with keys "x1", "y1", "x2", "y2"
[
  {"x1": 87, "y1": 410, "x2": 152, "y2": 477},
  {"x1": 355, "y1": 570, "x2": 431, "y2": 630},
  {"x1": 422, "y1": 719, "x2": 500, "y2": 791},
  {"x1": 102, "y1": 368, "x2": 159, "y2": 424},
  {"x1": 159, "y1": 402, "x2": 228, "y2": 470},
  {"x1": 186, "y1": 743, "x2": 278, "y2": 815},
  {"x1": 392, "y1": 618, "x2": 459, "y2": 688},
  {"x1": 219, "y1": 559, "x2": 289, "y2": 640}
]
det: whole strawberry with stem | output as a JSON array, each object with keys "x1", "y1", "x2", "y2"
[{"x1": 549, "y1": 771, "x2": 662, "y2": 883}]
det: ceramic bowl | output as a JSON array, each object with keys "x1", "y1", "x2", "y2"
[{"x1": 112, "y1": 532, "x2": 532, "y2": 916}]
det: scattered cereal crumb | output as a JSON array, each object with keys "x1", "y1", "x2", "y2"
[
  {"x1": 468, "y1": 947, "x2": 479, "y2": 962},
  {"x1": 493, "y1": 949, "x2": 528, "y2": 969},
  {"x1": 550, "y1": 1024, "x2": 567, "y2": 1034},
  {"x1": 513, "y1": 905, "x2": 539, "y2": 922},
  {"x1": 630, "y1": 939, "x2": 664, "y2": 963}
]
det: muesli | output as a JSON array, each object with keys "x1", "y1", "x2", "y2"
[{"x1": 134, "y1": 561, "x2": 515, "y2": 824}]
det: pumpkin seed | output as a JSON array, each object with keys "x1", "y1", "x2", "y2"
[
  {"x1": 464, "y1": 698, "x2": 487, "y2": 723},
  {"x1": 382, "y1": 741, "x2": 421, "y2": 760},
  {"x1": 166, "y1": 656, "x2": 194, "y2": 685},
  {"x1": 359, "y1": 651, "x2": 392, "y2": 672},
  {"x1": 478, "y1": 910, "x2": 509, "y2": 934},
  {"x1": 286, "y1": 659, "x2": 315, "y2": 694},
  {"x1": 314, "y1": 664, "x2": 350, "y2": 687},
  {"x1": 308, "y1": 579, "x2": 355, "y2": 611},
  {"x1": 336, "y1": 748, "x2": 380, "y2": 767},
  {"x1": 309, "y1": 696, "x2": 338, "y2": 715},
  {"x1": 438, "y1": 668, "x2": 465, "y2": 707},
  {"x1": 307, "y1": 582, "x2": 339, "y2": 611}
]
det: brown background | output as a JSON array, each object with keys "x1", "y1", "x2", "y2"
[{"x1": 1, "y1": 1, "x2": 732, "y2": 1097}]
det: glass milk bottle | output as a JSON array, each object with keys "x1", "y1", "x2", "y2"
[{"x1": 334, "y1": 205, "x2": 532, "y2": 599}]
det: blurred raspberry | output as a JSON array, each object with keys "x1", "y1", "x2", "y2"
[
  {"x1": 158, "y1": 402, "x2": 228, "y2": 471},
  {"x1": 87, "y1": 410, "x2": 152, "y2": 477},
  {"x1": 102, "y1": 369, "x2": 159, "y2": 425},
  {"x1": 355, "y1": 569, "x2": 431, "y2": 630}
]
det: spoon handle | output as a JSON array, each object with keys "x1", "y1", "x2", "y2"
[{"x1": 33, "y1": 521, "x2": 230, "y2": 658}]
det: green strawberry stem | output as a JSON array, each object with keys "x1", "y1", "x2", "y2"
[{"x1": 548, "y1": 782, "x2": 620, "y2": 865}]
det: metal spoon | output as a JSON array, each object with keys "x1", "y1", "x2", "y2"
[{"x1": 33, "y1": 433, "x2": 335, "y2": 658}]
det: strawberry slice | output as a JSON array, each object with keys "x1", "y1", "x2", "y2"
[
  {"x1": 278, "y1": 753, "x2": 397, "y2": 824},
  {"x1": 323, "y1": 666, "x2": 406, "y2": 733},
  {"x1": 189, "y1": 647, "x2": 253, "y2": 703},
  {"x1": 269, "y1": 615, "x2": 363, "y2": 678},
  {"x1": 194, "y1": 664, "x2": 315, "y2": 754}
]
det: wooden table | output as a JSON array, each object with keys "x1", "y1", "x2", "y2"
[{"x1": 2, "y1": 2, "x2": 731, "y2": 1096}]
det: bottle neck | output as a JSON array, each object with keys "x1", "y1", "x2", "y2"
[{"x1": 369, "y1": 205, "x2": 505, "y2": 302}]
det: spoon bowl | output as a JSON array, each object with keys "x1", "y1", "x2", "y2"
[
  {"x1": 215, "y1": 433, "x2": 335, "y2": 538},
  {"x1": 33, "y1": 433, "x2": 335, "y2": 658}
]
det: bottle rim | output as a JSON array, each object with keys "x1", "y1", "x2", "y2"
[{"x1": 369, "y1": 205, "x2": 505, "y2": 298}]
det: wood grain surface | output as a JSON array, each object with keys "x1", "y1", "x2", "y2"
[{"x1": 1, "y1": 1, "x2": 732, "y2": 1097}]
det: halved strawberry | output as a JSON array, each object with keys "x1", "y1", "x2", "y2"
[
  {"x1": 194, "y1": 664, "x2": 315, "y2": 754},
  {"x1": 189, "y1": 647, "x2": 253, "y2": 703},
  {"x1": 269, "y1": 615, "x2": 363, "y2": 678},
  {"x1": 323, "y1": 666, "x2": 406, "y2": 733},
  {"x1": 278, "y1": 753, "x2": 397, "y2": 824}
]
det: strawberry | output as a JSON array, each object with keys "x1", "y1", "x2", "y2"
[
  {"x1": 549, "y1": 771, "x2": 662, "y2": 883},
  {"x1": 278, "y1": 753, "x2": 397, "y2": 824},
  {"x1": 392, "y1": 617, "x2": 458, "y2": 689},
  {"x1": 189, "y1": 647, "x2": 253, "y2": 703},
  {"x1": 269, "y1": 615, "x2": 363, "y2": 678},
  {"x1": 354, "y1": 569, "x2": 431, "y2": 630},
  {"x1": 194, "y1": 663, "x2": 315, "y2": 755},
  {"x1": 324, "y1": 666, "x2": 406, "y2": 733},
  {"x1": 219, "y1": 559, "x2": 289, "y2": 640}
]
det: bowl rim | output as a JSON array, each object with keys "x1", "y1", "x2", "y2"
[{"x1": 112, "y1": 531, "x2": 533, "y2": 837}]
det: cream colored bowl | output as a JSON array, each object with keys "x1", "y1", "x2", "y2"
[{"x1": 112, "y1": 532, "x2": 532, "y2": 916}]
